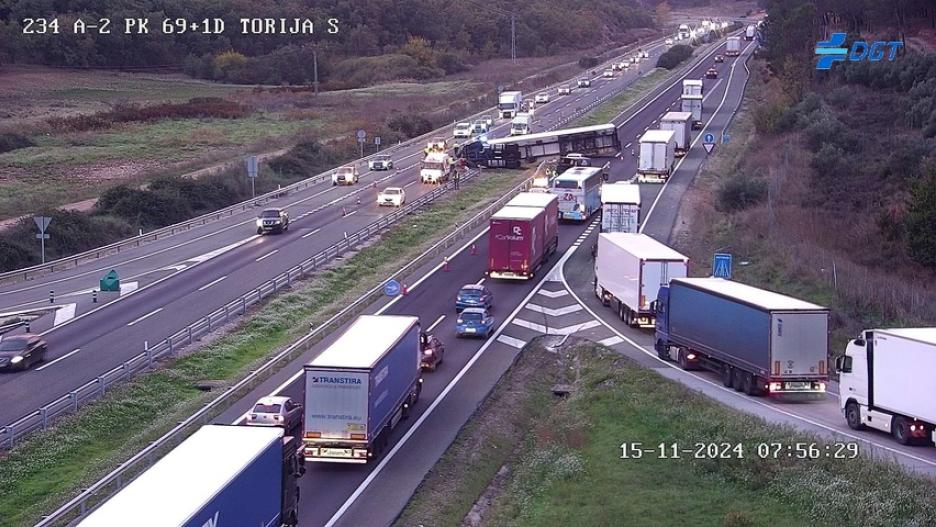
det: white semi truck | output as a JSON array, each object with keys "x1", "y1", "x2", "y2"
[
  {"x1": 637, "y1": 130, "x2": 676, "y2": 183},
  {"x1": 660, "y1": 112, "x2": 692, "y2": 156},
  {"x1": 510, "y1": 113, "x2": 532, "y2": 136},
  {"x1": 682, "y1": 79, "x2": 703, "y2": 97},
  {"x1": 837, "y1": 328, "x2": 936, "y2": 446},
  {"x1": 726, "y1": 36, "x2": 742, "y2": 56},
  {"x1": 599, "y1": 182, "x2": 640, "y2": 233},
  {"x1": 498, "y1": 90, "x2": 523, "y2": 119},
  {"x1": 681, "y1": 94, "x2": 703, "y2": 129}
]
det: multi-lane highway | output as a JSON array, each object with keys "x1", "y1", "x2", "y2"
[
  {"x1": 0, "y1": 35, "x2": 697, "y2": 432},
  {"x1": 196, "y1": 36, "x2": 753, "y2": 527}
]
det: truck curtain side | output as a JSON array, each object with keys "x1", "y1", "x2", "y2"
[
  {"x1": 488, "y1": 205, "x2": 550, "y2": 280},
  {"x1": 594, "y1": 233, "x2": 688, "y2": 327},
  {"x1": 837, "y1": 328, "x2": 936, "y2": 446},
  {"x1": 656, "y1": 278, "x2": 829, "y2": 398},
  {"x1": 77, "y1": 425, "x2": 291, "y2": 527},
  {"x1": 506, "y1": 192, "x2": 559, "y2": 254},
  {"x1": 303, "y1": 315, "x2": 422, "y2": 463}
]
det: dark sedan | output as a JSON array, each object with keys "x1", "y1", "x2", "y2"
[{"x1": 0, "y1": 334, "x2": 48, "y2": 371}]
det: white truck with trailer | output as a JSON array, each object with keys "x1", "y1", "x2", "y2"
[
  {"x1": 599, "y1": 182, "x2": 640, "y2": 233},
  {"x1": 681, "y1": 93, "x2": 703, "y2": 129},
  {"x1": 660, "y1": 112, "x2": 692, "y2": 157},
  {"x1": 498, "y1": 90, "x2": 523, "y2": 119},
  {"x1": 726, "y1": 36, "x2": 742, "y2": 56},
  {"x1": 682, "y1": 79, "x2": 703, "y2": 97},
  {"x1": 637, "y1": 130, "x2": 676, "y2": 183},
  {"x1": 594, "y1": 233, "x2": 688, "y2": 327},
  {"x1": 745, "y1": 25, "x2": 756, "y2": 40},
  {"x1": 837, "y1": 328, "x2": 936, "y2": 446},
  {"x1": 302, "y1": 315, "x2": 423, "y2": 463},
  {"x1": 510, "y1": 113, "x2": 532, "y2": 136}
]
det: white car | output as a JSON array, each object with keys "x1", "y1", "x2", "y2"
[
  {"x1": 622, "y1": 61, "x2": 630, "y2": 70},
  {"x1": 246, "y1": 396, "x2": 302, "y2": 430},
  {"x1": 453, "y1": 122, "x2": 472, "y2": 138},
  {"x1": 534, "y1": 92, "x2": 550, "y2": 104},
  {"x1": 471, "y1": 120, "x2": 489, "y2": 135},
  {"x1": 377, "y1": 187, "x2": 405, "y2": 207},
  {"x1": 558, "y1": 85, "x2": 572, "y2": 95},
  {"x1": 665, "y1": 38, "x2": 674, "y2": 45},
  {"x1": 603, "y1": 69, "x2": 614, "y2": 78},
  {"x1": 368, "y1": 154, "x2": 393, "y2": 171},
  {"x1": 480, "y1": 114, "x2": 495, "y2": 128},
  {"x1": 641, "y1": 50, "x2": 649, "y2": 59},
  {"x1": 577, "y1": 77, "x2": 591, "y2": 88}
]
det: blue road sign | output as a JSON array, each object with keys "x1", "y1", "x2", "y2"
[
  {"x1": 703, "y1": 132, "x2": 715, "y2": 144},
  {"x1": 722, "y1": 133, "x2": 730, "y2": 144},
  {"x1": 713, "y1": 252, "x2": 732, "y2": 279},
  {"x1": 384, "y1": 279, "x2": 401, "y2": 296}
]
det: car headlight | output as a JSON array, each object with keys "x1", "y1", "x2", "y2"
[
  {"x1": 10, "y1": 356, "x2": 23, "y2": 364},
  {"x1": 256, "y1": 219, "x2": 263, "y2": 227}
]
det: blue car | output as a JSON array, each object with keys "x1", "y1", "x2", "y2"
[
  {"x1": 455, "y1": 308, "x2": 495, "y2": 338},
  {"x1": 455, "y1": 284, "x2": 494, "y2": 312}
]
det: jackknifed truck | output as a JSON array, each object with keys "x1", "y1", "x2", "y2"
[
  {"x1": 594, "y1": 233, "x2": 688, "y2": 327},
  {"x1": 303, "y1": 315, "x2": 423, "y2": 463},
  {"x1": 488, "y1": 204, "x2": 557, "y2": 280},
  {"x1": 654, "y1": 278, "x2": 830, "y2": 398},
  {"x1": 660, "y1": 111, "x2": 692, "y2": 156},
  {"x1": 837, "y1": 328, "x2": 936, "y2": 446},
  {"x1": 78, "y1": 425, "x2": 304, "y2": 527},
  {"x1": 637, "y1": 130, "x2": 676, "y2": 183}
]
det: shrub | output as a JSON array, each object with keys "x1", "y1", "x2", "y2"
[
  {"x1": 717, "y1": 175, "x2": 768, "y2": 212},
  {"x1": 329, "y1": 54, "x2": 419, "y2": 90},
  {"x1": 436, "y1": 52, "x2": 467, "y2": 74},
  {"x1": 387, "y1": 113, "x2": 433, "y2": 138},
  {"x1": 905, "y1": 174, "x2": 936, "y2": 268},
  {"x1": 47, "y1": 98, "x2": 249, "y2": 132},
  {"x1": 578, "y1": 56, "x2": 599, "y2": 68},
  {"x1": 656, "y1": 44, "x2": 693, "y2": 70},
  {"x1": 0, "y1": 133, "x2": 36, "y2": 154},
  {"x1": 723, "y1": 511, "x2": 756, "y2": 527}
]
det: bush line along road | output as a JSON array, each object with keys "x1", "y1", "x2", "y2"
[
  {"x1": 0, "y1": 35, "x2": 683, "y2": 444},
  {"x1": 76, "y1": 32, "x2": 762, "y2": 527}
]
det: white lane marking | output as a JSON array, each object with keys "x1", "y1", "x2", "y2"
[
  {"x1": 323, "y1": 243, "x2": 582, "y2": 527},
  {"x1": 640, "y1": 40, "x2": 753, "y2": 233},
  {"x1": 343, "y1": 210, "x2": 358, "y2": 217},
  {"x1": 624, "y1": 142, "x2": 632, "y2": 148},
  {"x1": 475, "y1": 278, "x2": 485, "y2": 285},
  {"x1": 523, "y1": 303, "x2": 583, "y2": 317},
  {"x1": 188, "y1": 236, "x2": 259, "y2": 264},
  {"x1": 537, "y1": 289, "x2": 569, "y2": 299},
  {"x1": 511, "y1": 317, "x2": 601, "y2": 335},
  {"x1": 119, "y1": 282, "x2": 139, "y2": 295},
  {"x1": 53, "y1": 303, "x2": 76, "y2": 326},
  {"x1": 404, "y1": 181, "x2": 418, "y2": 188},
  {"x1": 127, "y1": 308, "x2": 163, "y2": 326},
  {"x1": 599, "y1": 336, "x2": 624, "y2": 347},
  {"x1": 36, "y1": 348, "x2": 81, "y2": 371},
  {"x1": 255, "y1": 250, "x2": 279, "y2": 262},
  {"x1": 197, "y1": 276, "x2": 228, "y2": 291},
  {"x1": 427, "y1": 315, "x2": 446, "y2": 333},
  {"x1": 301, "y1": 228, "x2": 322, "y2": 239},
  {"x1": 496, "y1": 335, "x2": 526, "y2": 349}
]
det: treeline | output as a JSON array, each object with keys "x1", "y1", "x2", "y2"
[
  {"x1": 0, "y1": 0, "x2": 654, "y2": 85},
  {"x1": 753, "y1": 0, "x2": 936, "y2": 269}
]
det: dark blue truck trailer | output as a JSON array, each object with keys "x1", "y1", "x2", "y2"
[
  {"x1": 77, "y1": 425, "x2": 304, "y2": 527},
  {"x1": 654, "y1": 277, "x2": 829, "y2": 398},
  {"x1": 303, "y1": 315, "x2": 423, "y2": 463}
]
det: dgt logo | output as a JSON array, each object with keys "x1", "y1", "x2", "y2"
[{"x1": 815, "y1": 33, "x2": 902, "y2": 70}]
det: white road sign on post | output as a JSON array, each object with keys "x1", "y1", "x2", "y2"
[{"x1": 34, "y1": 216, "x2": 52, "y2": 264}]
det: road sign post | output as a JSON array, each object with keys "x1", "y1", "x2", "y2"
[
  {"x1": 34, "y1": 216, "x2": 52, "y2": 264},
  {"x1": 356, "y1": 129, "x2": 366, "y2": 158},
  {"x1": 702, "y1": 132, "x2": 716, "y2": 154},
  {"x1": 713, "y1": 252, "x2": 732, "y2": 279},
  {"x1": 246, "y1": 155, "x2": 258, "y2": 199},
  {"x1": 375, "y1": 136, "x2": 381, "y2": 152}
]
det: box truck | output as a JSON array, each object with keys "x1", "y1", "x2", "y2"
[
  {"x1": 682, "y1": 79, "x2": 703, "y2": 97},
  {"x1": 420, "y1": 151, "x2": 454, "y2": 184},
  {"x1": 599, "y1": 182, "x2": 640, "y2": 233},
  {"x1": 78, "y1": 425, "x2": 303, "y2": 527},
  {"x1": 510, "y1": 113, "x2": 532, "y2": 136},
  {"x1": 681, "y1": 94, "x2": 703, "y2": 129},
  {"x1": 488, "y1": 205, "x2": 554, "y2": 279},
  {"x1": 498, "y1": 90, "x2": 523, "y2": 119},
  {"x1": 654, "y1": 278, "x2": 830, "y2": 397},
  {"x1": 594, "y1": 233, "x2": 688, "y2": 327},
  {"x1": 303, "y1": 315, "x2": 423, "y2": 463},
  {"x1": 637, "y1": 130, "x2": 676, "y2": 183},
  {"x1": 745, "y1": 25, "x2": 756, "y2": 40},
  {"x1": 726, "y1": 36, "x2": 742, "y2": 56},
  {"x1": 837, "y1": 328, "x2": 936, "y2": 446},
  {"x1": 506, "y1": 191, "x2": 559, "y2": 249},
  {"x1": 660, "y1": 112, "x2": 692, "y2": 156}
]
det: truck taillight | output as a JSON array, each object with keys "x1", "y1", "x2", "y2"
[
  {"x1": 773, "y1": 361, "x2": 780, "y2": 375},
  {"x1": 769, "y1": 382, "x2": 782, "y2": 392},
  {"x1": 522, "y1": 259, "x2": 528, "y2": 270},
  {"x1": 818, "y1": 360, "x2": 826, "y2": 375},
  {"x1": 305, "y1": 432, "x2": 321, "y2": 438},
  {"x1": 350, "y1": 433, "x2": 366, "y2": 440},
  {"x1": 640, "y1": 294, "x2": 646, "y2": 308}
]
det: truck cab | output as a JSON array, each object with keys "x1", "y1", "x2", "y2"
[
  {"x1": 421, "y1": 152, "x2": 453, "y2": 184},
  {"x1": 510, "y1": 114, "x2": 532, "y2": 136},
  {"x1": 332, "y1": 165, "x2": 359, "y2": 186},
  {"x1": 577, "y1": 77, "x2": 591, "y2": 88}
]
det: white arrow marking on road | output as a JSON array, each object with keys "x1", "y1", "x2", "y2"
[
  {"x1": 197, "y1": 276, "x2": 228, "y2": 291},
  {"x1": 255, "y1": 250, "x2": 279, "y2": 262},
  {"x1": 36, "y1": 348, "x2": 81, "y2": 371},
  {"x1": 187, "y1": 236, "x2": 259, "y2": 264},
  {"x1": 119, "y1": 282, "x2": 139, "y2": 295},
  {"x1": 53, "y1": 303, "x2": 76, "y2": 326},
  {"x1": 127, "y1": 308, "x2": 162, "y2": 326},
  {"x1": 511, "y1": 317, "x2": 601, "y2": 335},
  {"x1": 598, "y1": 336, "x2": 624, "y2": 347},
  {"x1": 524, "y1": 303, "x2": 583, "y2": 317},
  {"x1": 496, "y1": 335, "x2": 527, "y2": 349},
  {"x1": 537, "y1": 289, "x2": 569, "y2": 299}
]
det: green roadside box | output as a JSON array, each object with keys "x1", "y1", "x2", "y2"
[{"x1": 100, "y1": 270, "x2": 120, "y2": 292}]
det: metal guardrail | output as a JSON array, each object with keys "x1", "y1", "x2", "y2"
[
  {"x1": 35, "y1": 171, "x2": 538, "y2": 527},
  {"x1": 0, "y1": 36, "x2": 668, "y2": 290}
]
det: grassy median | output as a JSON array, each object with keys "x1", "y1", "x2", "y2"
[
  {"x1": 396, "y1": 340, "x2": 936, "y2": 527},
  {"x1": 0, "y1": 169, "x2": 526, "y2": 526}
]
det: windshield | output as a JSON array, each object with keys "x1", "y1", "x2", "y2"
[
  {"x1": 337, "y1": 167, "x2": 353, "y2": 174},
  {"x1": 422, "y1": 162, "x2": 443, "y2": 171},
  {"x1": 252, "y1": 403, "x2": 281, "y2": 413},
  {"x1": 260, "y1": 210, "x2": 281, "y2": 218},
  {"x1": 456, "y1": 125, "x2": 470, "y2": 131},
  {"x1": 383, "y1": 188, "x2": 401, "y2": 195},
  {"x1": 553, "y1": 179, "x2": 581, "y2": 189},
  {"x1": 497, "y1": 102, "x2": 515, "y2": 110},
  {"x1": 459, "y1": 288, "x2": 482, "y2": 298},
  {"x1": 460, "y1": 312, "x2": 483, "y2": 322},
  {"x1": 0, "y1": 340, "x2": 27, "y2": 352}
]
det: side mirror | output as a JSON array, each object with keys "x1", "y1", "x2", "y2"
[{"x1": 854, "y1": 337, "x2": 865, "y2": 347}]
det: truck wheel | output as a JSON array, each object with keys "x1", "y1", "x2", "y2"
[
  {"x1": 721, "y1": 365, "x2": 733, "y2": 387},
  {"x1": 741, "y1": 372, "x2": 757, "y2": 395},
  {"x1": 892, "y1": 416, "x2": 913, "y2": 445},
  {"x1": 731, "y1": 369, "x2": 745, "y2": 391},
  {"x1": 845, "y1": 401, "x2": 865, "y2": 430},
  {"x1": 677, "y1": 348, "x2": 689, "y2": 370},
  {"x1": 655, "y1": 340, "x2": 668, "y2": 361}
]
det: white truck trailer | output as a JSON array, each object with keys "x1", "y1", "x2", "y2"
[
  {"x1": 681, "y1": 94, "x2": 703, "y2": 129},
  {"x1": 498, "y1": 90, "x2": 523, "y2": 119},
  {"x1": 637, "y1": 130, "x2": 676, "y2": 183},
  {"x1": 599, "y1": 182, "x2": 640, "y2": 233},
  {"x1": 726, "y1": 36, "x2": 742, "y2": 56},
  {"x1": 660, "y1": 111, "x2": 692, "y2": 156},
  {"x1": 682, "y1": 79, "x2": 703, "y2": 97},
  {"x1": 745, "y1": 25, "x2": 756, "y2": 40},
  {"x1": 837, "y1": 328, "x2": 936, "y2": 446},
  {"x1": 594, "y1": 233, "x2": 688, "y2": 327}
]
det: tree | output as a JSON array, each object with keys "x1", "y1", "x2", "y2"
[
  {"x1": 399, "y1": 36, "x2": 434, "y2": 67},
  {"x1": 656, "y1": 1, "x2": 671, "y2": 27},
  {"x1": 905, "y1": 173, "x2": 936, "y2": 268}
]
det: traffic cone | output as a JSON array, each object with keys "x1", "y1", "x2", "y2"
[
  {"x1": 443, "y1": 256, "x2": 450, "y2": 272},
  {"x1": 470, "y1": 244, "x2": 477, "y2": 255},
  {"x1": 342, "y1": 206, "x2": 347, "y2": 216},
  {"x1": 401, "y1": 283, "x2": 408, "y2": 295}
]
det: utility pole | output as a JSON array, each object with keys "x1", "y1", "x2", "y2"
[
  {"x1": 312, "y1": 48, "x2": 319, "y2": 97},
  {"x1": 510, "y1": 14, "x2": 517, "y2": 61}
]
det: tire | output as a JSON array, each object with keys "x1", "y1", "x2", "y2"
[
  {"x1": 731, "y1": 369, "x2": 745, "y2": 391},
  {"x1": 892, "y1": 416, "x2": 913, "y2": 445},
  {"x1": 284, "y1": 223, "x2": 289, "y2": 232},
  {"x1": 720, "y1": 365, "x2": 733, "y2": 386},
  {"x1": 655, "y1": 340, "x2": 668, "y2": 361},
  {"x1": 845, "y1": 401, "x2": 865, "y2": 430},
  {"x1": 741, "y1": 372, "x2": 756, "y2": 395},
  {"x1": 257, "y1": 228, "x2": 263, "y2": 235},
  {"x1": 677, "y1": 348, "x2": 689, "y2": 370}
]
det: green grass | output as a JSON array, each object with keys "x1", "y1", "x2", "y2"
[
  {"x1": 0, "y1": 170, "x2": 526, "y2": 527},
  {"x1": 572, "y1": 68, "x2": 674, "y2": 127},
  {"x1": 401, "y1": 342, "x2": 936, "y2": 527}
]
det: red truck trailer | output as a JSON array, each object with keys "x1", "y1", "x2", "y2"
[{"x1": 488, "y1": 204, "x2": 555, "y2": 280}]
